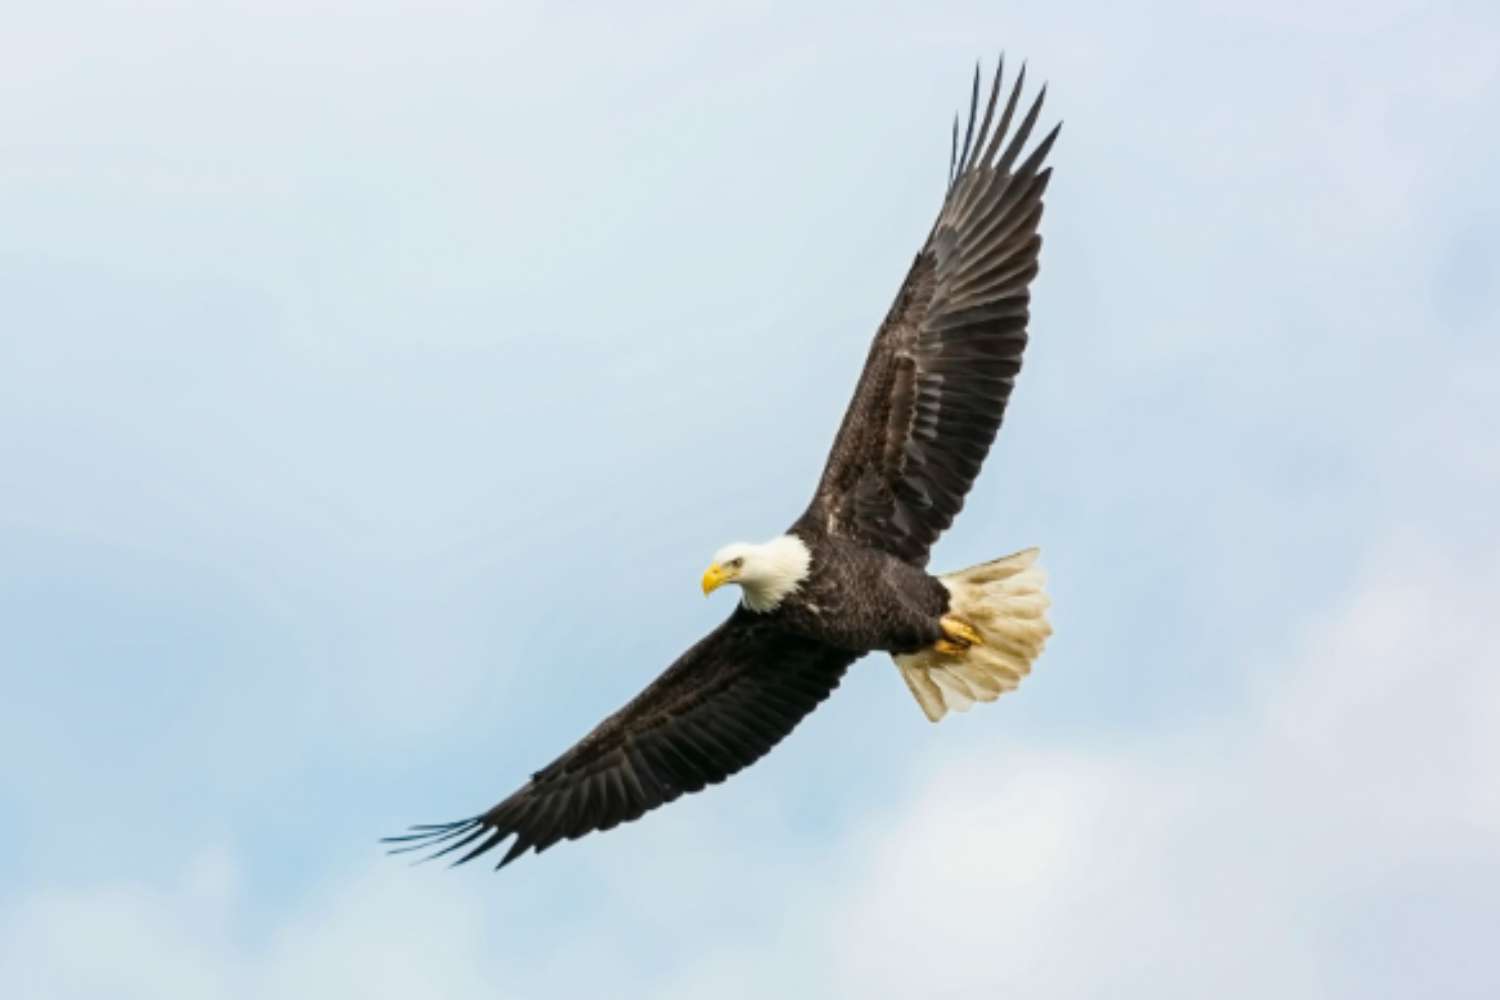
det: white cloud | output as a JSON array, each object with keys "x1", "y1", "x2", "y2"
[
  {"x1": 4, "y1": 850, "x2": 510, "y2": 1000},
  {"x1": 6, "y1": 852, "x2": 239, "y2": 1000}
]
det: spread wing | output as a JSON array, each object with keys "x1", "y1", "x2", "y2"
[
  {"x1": 799, "y1": 61, "x2": 1059, "y2": 566},
  {"x1": 384, "y1": 609, "x2": 855, "y2": 869}
]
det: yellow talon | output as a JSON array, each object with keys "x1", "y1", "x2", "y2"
[
  {"x1": 940, "y1": 615, "x2": 983, "y2": 649},
  {"x1": 932, "y1": 638, "x2": 969, "y2": 657}
]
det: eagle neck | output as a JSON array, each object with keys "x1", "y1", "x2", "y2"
[{"x1": 741, "y1": 534, "x2": 813, "y2": 613}]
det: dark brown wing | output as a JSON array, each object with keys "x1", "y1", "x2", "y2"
[
  {"x1": 798, "y1": 60, "x2": 1059, "y2": 566},
  {"x1": 384, "y1": 609, "x2": 855, "y2": 869}
]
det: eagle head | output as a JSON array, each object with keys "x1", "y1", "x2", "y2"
[{"x1": 701, "y1": 535, "x2": 812, "y2": 612}]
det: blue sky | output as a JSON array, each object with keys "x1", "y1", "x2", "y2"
[{"x1": 4, "y1": 2, "x2": 1498, "y2": 996}]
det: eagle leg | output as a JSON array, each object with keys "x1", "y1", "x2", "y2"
[{"x1": 935, "y1": 614, "x2": 983, "y2": 656}]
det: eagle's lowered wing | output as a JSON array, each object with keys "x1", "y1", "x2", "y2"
[{"x1": 385, "y1": 608, "x2": 855, "y2": 868}]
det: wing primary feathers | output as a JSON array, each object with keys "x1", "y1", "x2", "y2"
[
  {"x1": 385, "y1": 821, "x2": 471, "y2": 837},
  {"x1": 497, "y1": 836, "x2": 533, "y2": 870},
  {"x1": 451, "y1": 828, "x2": 509, "y2": 867},
  {"x1": 489, "y1": 801, "x2": 541, "y2": 868},
  {"x1": 528, "y1": 795, "x2": 574, "y2": 854},
  {"x1": 955, "y1": 166, "x2": 1053, "y2": 275},
  {"x1": 380, "y1": 817, "x2": 483, "y2": 859},
  {"x1": 949, "y1": 59, "x2": 1023, "y2": 222},
  {"x1": 978, "y1": 62, "x2": 1026, "y2": 171},
  {"x1": 948, "y1": 114, "x2": 959, "y2": 188},
  {"x1": 993, "y1": 83, "x2": 1047, "y2": 178},
  {"x1": 424, "y1": 825, "x2": 490, "y2": 862},
  {"x1": 952, "y1": 139, "x2": 1057, "y2": 277},
  {"x1": 1015, "y1": 122, "x2": 1062, "y2": 180},
  {"x1": 380, "y1": 819, "x2": 477, "y2": 849},
  {"x1": 963, "y1": 54, "x2": 1005, "y2": 175},
  {"x1": 955, "y1": 63, "x2": 981, "y2": 182}
]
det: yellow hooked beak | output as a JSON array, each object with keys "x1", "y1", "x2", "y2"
[{"x1": 701, "y1": 562, "x2": 732, "y2": 596}]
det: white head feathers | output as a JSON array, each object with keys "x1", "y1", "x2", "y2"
[{"x1": 711, "y1": 534, "x2": 813, "y2": 613}]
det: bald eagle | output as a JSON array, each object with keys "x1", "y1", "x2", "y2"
[{"x1": 387, "y1": 59, "x2": 1058, "y2": 870}]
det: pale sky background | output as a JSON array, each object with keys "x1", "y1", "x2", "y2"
[{"x1": 4, "y1": 1, "x2": 1498, "y2": 997}]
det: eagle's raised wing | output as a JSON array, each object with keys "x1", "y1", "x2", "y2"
[
  {"x1": 385, "y1": 609, "x2": 855, "y2": 869},
  {"x1": 799, "y1": 61, "x2": 1059, "y2": 566}
]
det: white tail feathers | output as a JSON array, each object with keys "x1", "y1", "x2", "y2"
[{"x1": 893, "y1": 547, "x2": 1053, "y2": 723}]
